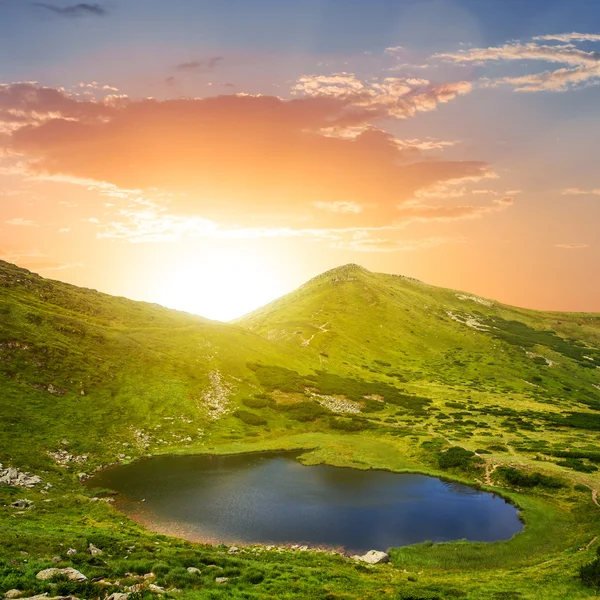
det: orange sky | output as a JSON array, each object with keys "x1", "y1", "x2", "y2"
[{"x1": 1, "y1": 2, "x2": 599, "y2": 320}]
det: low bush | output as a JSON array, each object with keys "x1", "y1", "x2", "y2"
[
  {"x1": 329, "y1": 417, "x2": 373, "y2": 432},
  {"x1": 438, "y1": 447, "x2": 481, "y2": 471},
  {"x1": 580, "y1": 548, "x2": 600, "y2": 588},
  {"x1": 556, "y1": 458, "x2": 598, "y2": 473},
  {"x1": 242, "y1": 396, "x2": 275, "y2": 409},
  {"x1": 496, "y1": 466, "x2": 564, "y2": 489},
  {"x1": 233, "y1": 409, "x2": 267, "y2": 426}
]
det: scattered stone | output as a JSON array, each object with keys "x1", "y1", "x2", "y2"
[
  {"x1": 36, "y1": 568, "x2": 87, "y2": 582},
  {"x1": 147, "y1": 585, "x2": 165, "y2": 594},
  {"x1": 4, "y1": 590, "x2": 22, "y2": 598},
  {"x1": 215, "y1": 577, "x2": 228, "y2": 584},
  {"x1": 186, "y1": 567, "x2": 201, "y2": 574},
  {"x1": 88, "y1": 543, "x2": 102, "y2": 556},
  {"x1": 105, "y1": 594, "x2": 129, "y2": 600},
  {"x1": 311, "y1": 393, "x2": 361, "y2": 414},
  {"x1": 51, "y1": 557, "x2": 62, "y2": 564},
  {"x1": 227, "y1": 546, "x2": 239, "y2": 555},
  {"x1": 66, "y1": 548, "x2": 77, "y2": 555},
  {"x1": 78, "y1": 474, "x2": 88, "y2": 482},
  {"x1": 17, "y1": 596, "x2": 77, "y2": 600},
  {"x1": 0, "y1": 465, "x2": 42, "y2": 488},
  {"x1": 142, "y1": 573, "x2": 155, "y2": 580},
  {"x1": 11, "y1": 499, "x2": 34, "y2": 509},
  {"x1": 47, "y1": 451, "x2": 87, "y2": 468},
  {"x1": 352, "y1": 550, "x2": 390, "y2": 564}
]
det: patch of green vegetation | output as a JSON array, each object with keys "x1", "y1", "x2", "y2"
[
  {"x1": 496, "y1": 467, "x2": 564, "y2": 489},
  {"x1": 437, "y1": 447, "x2": 482, "y2": 472},
  {"x1": 233, "y1": 409, "x2": 268, "y2": 426}
]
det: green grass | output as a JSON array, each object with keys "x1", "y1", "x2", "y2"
[{"x1": 1, "y1": 260, "x2": 600, "y2": 598}]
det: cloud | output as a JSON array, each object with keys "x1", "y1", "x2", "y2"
[
  {"x1": 0, "y1": 248, "x2": 81, "y2": 271},
  {"x1": 331, "y1": 235, "x2": 463, "y2": 253},
  {"x1": 314, "y1": 201, "x2": 363, "y2": 214},
  {"x1": 176, "y1": 57, "x2": 224, "y2": 71},
  {"x1": 396, "y1": 196, "x2": 513, "y2": 223},
  {"x1": 5, "y1": 84, "x2": 491, "y2": 229},
  {"x1": 434, "y1": 35, "x2": 600, "y2": 92},
  {"x1": 31, "y1": 3, "x2": 107, "y2": 17},
  {"x1": 6, "y1": 217, "x2": 40, "y2": 227},
  {"x1": 293, "y1": 73, "x2": 472, "y2": 119},
  {"x1": 555, "y1": 243, "x2": 590, "y2": 249},
  {"x1": 533, "y1": 33, "x2": 600, "y2": 43},
  {"x1": 562, "y1": 187, "x2": 600, "y2": 196}
]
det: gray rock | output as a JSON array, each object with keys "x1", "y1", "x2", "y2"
[
  {"x1": 66, "y1": 549, "x2": 77, "y2": 556},
  {"x1": 227, "y1": 546, "x2": 239, "y2": 555},
  {"x1": 147, "y1": 585, "x2": 165, "y2": 594},
  {"x1": 11, "y1": 499, "x2": 34, "y2": 509},
  {"x1": 105, "y1": 594, "x2": 130, "y2": 600},
  {"x1": 0, "y1": 464, "x2": 42, "y2": 488},
  {"x1": 215, "y1": 577, "x2": 228, "y2": 584},
  {"x1": 4, "y1": 590, "x2": 22, "y2": 598},
  {"x1": 36, "y1": 568, "x2": 87, "y2": 582},
  {"x1": 352, "y1": 550, "x2": 389, "y2": 564},
  {"x1": 88, "y1": 543, "x2": 102, "y2": 556},
  {"x1": 17, "y1": 596, "x2": 77, "y2": 600},
  {"x1": 186, "y1": 567, "x2": 201, "y2": 574}
]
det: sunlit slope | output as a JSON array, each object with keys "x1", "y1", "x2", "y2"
[
  {"x1": 238, "y1": 264, "x2": 600, "y2": 402},
  {"x1": 0, "y1": 260, "x2": 307, "y2": 468}
]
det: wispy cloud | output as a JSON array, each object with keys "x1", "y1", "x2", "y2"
[
  {"x1": 6, "y1": 217, "x2": 40, "y2": 227},
  {"x1": 293, "y1": 73, "x2": 472, "y2": 119},
  {"x1": 562, "y1": 187, "x2": 600, "y2": 196},
  {"x1": 555, "y1": 243, "x2": 590, "y2": 249},
  {"x1": 434, "y1": 34, "x2": 600, "y2": 92},
  {"x1": 31, "y1": 3, "x2": 107, "y2": 17},
  {"x1": 175, "y1": 57, "x2": 224, "y2": 71},
  {"x1": 533, "y1": 33, "x2": 600, "y2": 43},
  {"x1": 313, "y1": 201, "x2": 363, "y2": 214}
]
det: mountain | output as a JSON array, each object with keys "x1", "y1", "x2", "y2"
[
  {"x1": 1, "y1": 259, "x2": 600, "y2": 600},
  {"x1": 239, "y1": 263, "x2": 600, "y2": 401},
  {"x1": 0, "y1": 259, "x2": 308, "y2": 470}
]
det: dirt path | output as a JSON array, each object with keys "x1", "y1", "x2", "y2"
[
  {"x1": 484, "y1": 462, "x2": 498, "y2": 486},
  {"x1": 592, "y1": 489, "x2": 599, "y2": 507},
  {"x1": 585, "y1": 536, "x2": 598, "y2": 551},
  {"x1": 301, "y1": 322, "x2": 330, "y2": 347}
]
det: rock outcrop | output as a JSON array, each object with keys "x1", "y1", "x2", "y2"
[
  {"x1": 0, "y1": 464, "x2": 42, "y2": 488},
  {"x1": 351, "y1": 550, "x2": 390, "y2": 564},
  {"x1": 35, "y1": 568, "x2": 87, "y2": 582}
]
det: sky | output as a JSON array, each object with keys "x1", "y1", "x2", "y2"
[{"x1": 1, "y1": 0, "x2": 599, "y2": 321}]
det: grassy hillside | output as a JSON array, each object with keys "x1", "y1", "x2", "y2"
[{"x1": 1, "y1": 260, "x2": 600, "y2": 599}]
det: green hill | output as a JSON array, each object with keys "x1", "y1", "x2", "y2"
[{"x1": 1, "y1": 259, "x2": 600, "y2": 599}]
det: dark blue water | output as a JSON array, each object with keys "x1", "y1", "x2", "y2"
[{"x1": 87, "y1": 452, "x2": 523, "y2": 552}]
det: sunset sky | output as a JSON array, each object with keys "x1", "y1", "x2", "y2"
[{"x1": 1, "y1": 0, "x2": 599, "y2": 320}]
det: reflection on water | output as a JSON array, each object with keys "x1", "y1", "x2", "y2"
[{"x1": 87, "y1": 452, "x2": 523, "y2": 553}]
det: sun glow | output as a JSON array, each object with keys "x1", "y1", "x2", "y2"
[{"x1": 152, "y1": 251, "x2": 285, "y2": 322}]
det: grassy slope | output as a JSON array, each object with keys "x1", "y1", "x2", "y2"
[{"x1": 1, "y1": 261, "x2": 600, "y2": 599}]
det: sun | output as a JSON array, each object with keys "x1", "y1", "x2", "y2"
[{"x1": 152, "y1": 251, "x2": 284, "y2": 322}]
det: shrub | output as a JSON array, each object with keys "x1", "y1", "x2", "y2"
[
  {"x1": 556, "y1": 458, "x2": 598, "y2": 473},
  {"x1": 275, "y1": 401, "x2": 329, "y2": 422},
  {"x1": 242, "y1": 396, "x2": 274, "y2": 409},
  {"x1": 233, "y1": 409, "x2": 267, "y2": 426},
  {"x1": 329, "y1": 417, "x2": 373, "y2": 432},
  {"x1": 580, "y1": 548, "x2": 600, "y2": 588},
  {"x1": 496, "y1": 466, "x2": 564, "y2": 489},
  {"x1": 438, "y1": 447, "x2": 480, "y2": 470}
]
